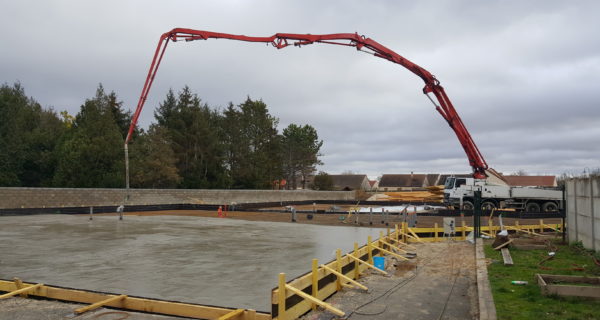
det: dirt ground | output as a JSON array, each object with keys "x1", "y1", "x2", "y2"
[
  {"x1": 106, "y1": 209, "x2": 562, "y2": 229},
  {"x1": 300, "y1": 241, "x2": 478, "y2": 320}
]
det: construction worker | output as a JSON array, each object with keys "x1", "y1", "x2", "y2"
[{"x1": 217, "y1": 206, "x2": 223, "y2": 218}]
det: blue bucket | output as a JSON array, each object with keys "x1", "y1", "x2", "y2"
[{"x1": 373, "y1": 256, "x2": 385, "y2": 271}]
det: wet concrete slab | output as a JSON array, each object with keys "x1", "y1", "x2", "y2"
[{"x1": 0, "y1": 214, "x2": 384, "y2": 312}]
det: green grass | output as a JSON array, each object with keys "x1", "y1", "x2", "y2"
[{"x1": 484, "y1": 240, "x2": 600, "y2": 320}]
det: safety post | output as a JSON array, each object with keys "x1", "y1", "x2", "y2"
[
  {"x1": 353, "y1": 243, "x2": 360, "y2": 280},
  {"x1": 488, "y1": 218, "x2": 494, "y2": 237},
  {"x1": 434, "y1": 223, "x2": 439, "y2": 241},
  {"x1": 89, "y1": 206, "x2": 93, "y2": 221},
  {"x1": 395, "y1": 224, "x2": 399, "y2": 243},
  {"x1": 367, "y1": 236, "x2": 373, "y2": 264},
  {"x1": 336, "y1": 249, "x2": 342, "y2": 290},
  {"x1": 379, "y1": 231, "x2": 385, "y2": 256},
  {"x1": 461, "y1": 220, "x2": 466, "y2": 240},
  {"x1": 278, "y1": 273, "x2": 286, "y2": 320},
  {"x1": 539, "y1": 219, "x2": 544, "y2": 233},
  {"x1": 311, "y1": 259, "x2": 318, "y2": 311}
]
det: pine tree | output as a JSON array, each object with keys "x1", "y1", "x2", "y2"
[
  {"x1": 130, "y1": 125, "x2": 181, "y2": 188},
  {"x1": 53, "y1": 84, "x2": 125, "y2": 187},
  {"x1": 282, "y1": 124, "x2": 323, "y2": 189}
]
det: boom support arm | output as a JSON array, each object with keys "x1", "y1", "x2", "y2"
[{"x1": 126, "y1": 28, "x2": 488, "y2": 179}]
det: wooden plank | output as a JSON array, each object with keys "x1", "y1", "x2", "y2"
[
  {"x1": 75, "y1": 294, "x2": 127, "y2": 314},
  {"x1": 493, "y1": 239, "x2": 514, "y2": 250},
  {"x1": 13, "y1": 278, "x2": 27, "y2": 298},
  {"x1": 539, "y1": 274, "x2": 600, "y2": 284},
  {"x1": 386, "y1": 237, "x2": 417, "y2": 250},
  {"x1": 407, "y1": 228, "x2": 424, "y2": 243},
  {"x1": 501, "y1": 248, "x2": 513, "y2": 266},
  {"x1": 0, "y1": 280, "x2": 270, "y2": 320},
  {"x1": 272, "y1": 244, "x2": 370, "y2": 302},
  {"x1": 346, "y1": 254, "x2": 388, "y2": 275},
  {"x1": 372, "y1": 244, "x2": 409, "y2": 261},
  {"x1": 218, "y1": 308, "x2": 244, "y2": 320},
  {"x1": 320, "y1": 265, "x2": 367, "y2": 291},
  {"x1": 379, "y1": 239, "x2": 408, "y2": 253},
  {"x1": 538, "y1": 274, "x2": 600, "y2": 299},
  {"x1": 284, "y1": 284, "x2": 344, "y2": 317},
  {"x1": 0, "y1": 283, "x2": 42, "y2": 299}
]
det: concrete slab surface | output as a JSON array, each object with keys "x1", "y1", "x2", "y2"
[{"x1": 0, "y1": 214, "x2": 384, "y2": 312}]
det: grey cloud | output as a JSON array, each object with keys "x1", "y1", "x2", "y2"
[{"x1": 1, "y1": 0, "x2": 599, "y2": 178}]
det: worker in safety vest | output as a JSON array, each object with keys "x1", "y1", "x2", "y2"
[{"x1": 217, "y1": 206, "x2": 223, "y2": 218}]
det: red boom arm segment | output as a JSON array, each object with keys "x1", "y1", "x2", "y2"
[{"x1": 126, "y1": 28, "x2": 488, "y2": 179}]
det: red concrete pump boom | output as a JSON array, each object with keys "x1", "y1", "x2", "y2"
[{"x1": 125, "y1": 28, "x2": 488, "y2": 179}]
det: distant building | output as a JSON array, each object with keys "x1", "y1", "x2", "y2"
[
  {"x1": 378, "y1": 173, "x2": 470, "y2": 191},
  {"x1": 368, "y1": 179, "x2": 379, "y2": 191},
  {"x1": 503, "y1": 175, "x2": 557, "y2": 187},
  {"x1": 329, "y1": 174, "x2": 371, "y2": 191}
]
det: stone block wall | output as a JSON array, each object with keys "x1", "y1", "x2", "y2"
[{"x1": 0, "y1": 187, "x2": 355, "y2": 209}]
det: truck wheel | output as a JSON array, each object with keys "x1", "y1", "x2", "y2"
[
  {"x1": 481, "y1": 201, "x2": 497, "y2": 211},
  {"x1": 525, "y1": 202, "x2": 541, "y2": 213},
  {"x1": 542, "y1": 202, "x2": 558, "y2": 212},
  {"x1": 462, "y1": 201, "x2": 474, "y2": 210}
]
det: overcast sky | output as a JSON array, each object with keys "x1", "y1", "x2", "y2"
[{"x1": 1, "y1": 0, "x2": 599, "y2": 179}]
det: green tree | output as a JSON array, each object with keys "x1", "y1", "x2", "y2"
[
  {"x1": 129, "y1": 125, "x2": 181, "y2": 188},
  {"x1": 223, "y1": 97, "x2": 282, "y2": 189},
  {"x1": 0, "y1": 82, "x2": 65, "y2": 186},
  {"x1": 311, "y1": 171, "x2": 334, "y2": 190},
  {"x1": 154, "y1": 86, "x2": 228, "y2": 188},
  {"x1": 53, "y1": 84, "x2": 125, "y2": 187},
  {"x1": 281, "y1": 124, "x2": 323, "y2": 189}
]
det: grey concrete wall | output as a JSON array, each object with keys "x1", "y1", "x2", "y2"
[
  {"x1": 0, "y1": 187, "x2": 355, "y2": 209},
  {"x1": 566, "y1": 177, "x2": 600, "y2": 252}
]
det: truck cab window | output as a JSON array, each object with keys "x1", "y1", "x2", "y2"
[
  {"x1": 456, "y1": 179, "x2": 466, "y2": 187},
  {"x1": 444, "y1": 178, "x2": 455, "y2": 189}
]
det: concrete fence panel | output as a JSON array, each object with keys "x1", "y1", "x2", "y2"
[
  {"x1": 0, "y1": 187, "x2": 355, "y2": 209},
  {"x1": 566, "y1": 177, "x2": 599, "y2": 251}
]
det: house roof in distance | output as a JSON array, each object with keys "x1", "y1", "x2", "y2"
[
  {"x1": 503, "y1": 175, "x2": 557, "y2": 187},
  {"x1": 379, "y1": 174, "x2": 427, "y2": 188},
  {"x1": 330, "y1": 174, "x2": 368, "y2": 190}
]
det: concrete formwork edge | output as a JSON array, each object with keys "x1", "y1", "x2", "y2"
[{"x1": 475, "y1": 238, "x2": 497, "y2": 320}]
